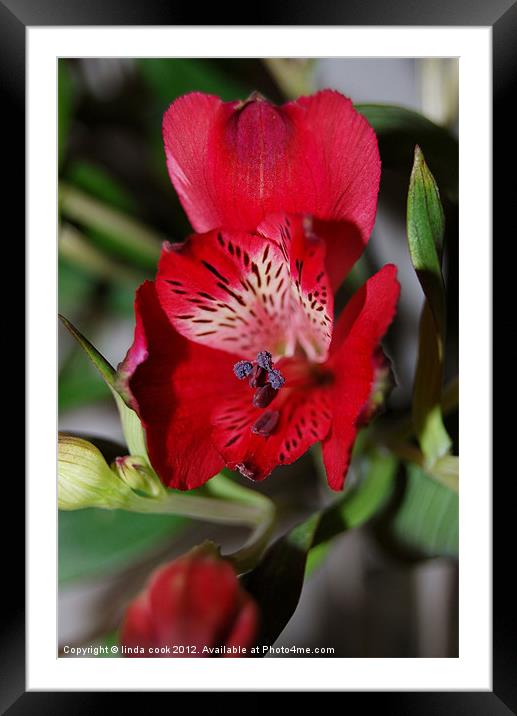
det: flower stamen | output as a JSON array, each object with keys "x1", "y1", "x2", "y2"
[
  {"x1": 251, "y1": 410, "x2": 280, "y2": 437},
  {"x1": 233, "y1": 360, "x2": 253, "y2": 380},
  {"x1": 253, "y1": 384, "x2": 277, "y2": 409},
  {"x1": 232, "y1": 351, "x2": 286, "y2": 436}
]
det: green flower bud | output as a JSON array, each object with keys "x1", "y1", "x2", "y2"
[
  {"x1": 58, "y1": 434, "x2": 133, "y2": 510},
  {"x1": 113, "y1": 455, "x2": 164, "y2": 498}
]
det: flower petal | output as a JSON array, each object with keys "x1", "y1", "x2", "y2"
[
  {"x1": 163, "y1": 90, "x2": 379, "y2": 241},
  {"x1": 148, "y1": 556, "x2": 241, "y2": 654},
  {"x1": 156, "y1": 215, "x2": 333, "y2": 362},
  {"x1": 119, "y1": 593, "x2": 155, "y2": 657},
  {"x1": 224, "y1": 595, "x2": 259, "y2": 656},
  {"x1": 257, "y1": 214, "x2": 334, "y2": 362},
  {"x1": 162, "y1": 92, "x2": 226, "y2": 235},
  {"x1": 294, "y1": 90, "x2": 380, "y2": 240},
  {"x1": 120, "y1": 550, "x2": 258, "y2": 657},
  {"x1": 322, "y1": 264, "x2": 400, "y2": 491},
  {"x1": 122, "y1": 281, "x2": 233, "y2": 490},
  {"x1": 213, "y1": 365, "x2": 333, "y2": 482}
]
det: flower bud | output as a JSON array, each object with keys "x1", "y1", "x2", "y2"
[
  {"x1": 120, "y1": 543, "x2": 259, "y2": 657},
  {"x1": 112, "y1": 456, "x2": 164, "y2": 498},
  {"x1": 58, "y1": 434, "x2": 132, "y2": 510}
]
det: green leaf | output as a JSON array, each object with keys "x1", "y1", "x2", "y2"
[
  {"x1": 59, "y1": 314, "x2": 117, "y2": 388},
  {"x1": 113, "y1": 392, "x2": 150, "y2": 464},
  {"x1": 429, "y1": 454, "x2": 459, "y2": 493},
  {"x1": 389, "y1": 463, "x2": 458, "y2": 558},
  {"x1": 59, "y1": 507, "x2": 186, "y2": 584},
  {"x1": 407, "y1": 145, "x2": 446, "y2": 336},
  {"x1": 244, "y1": 451, "x2": 398, "y2": 642},
  {"x1": 306, "y1": 449, "x2": 398, "y2": 575},
  {"x1": 59, "y1": 315, "x2": 150, "y2": 463},
  {"x1": 407, "y1": 147, "x2": 451, "y2": 465},
  {"x1": 356, "y1": 104, "x2": 458, "y2": 201},
  {"x1": 243, "y1": 514, "x2": 320, "y2": 648}
]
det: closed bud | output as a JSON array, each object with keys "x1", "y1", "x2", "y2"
[
  {"x1": 120, "y1": 542, "x2": 259, "y2": 657},
  {"x1": 113, "y1": 456, "x2": 164, "y2": 498},
  {"x1": 58, "y1": 434, "x2": 132, "y2": 510}
]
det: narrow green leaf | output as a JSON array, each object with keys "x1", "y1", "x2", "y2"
[
  {"x1": 407, "y1": 147, "x2": 451, "y2": 465},
  {"x1": 59, "y1": 314, "x2": 116, "y2": 388},
  {"x1": 59, "y1": 315, "x2": 150, "y2": 463},
  {"x1": 389, "y1": 463, "x2": 458, "y2": 558},
  {"x1": 304, "y1": 541, "x2": 332, "y2": 576},
  {"x1": 407, "y1": 145, "x2": 446, "y2": 336}
]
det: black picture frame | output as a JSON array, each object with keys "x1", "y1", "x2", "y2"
[{"x1": 8, "y1": 0, "x2": 507, "y2": 709}]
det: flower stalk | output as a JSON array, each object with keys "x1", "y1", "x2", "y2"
[{"x1": 58, "y1": 434, "x2": 276, "y2": 572}]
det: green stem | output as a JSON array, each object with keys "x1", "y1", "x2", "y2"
[
  {"x1": 205, "y1": 472, "x2": 277, "y2": 573},
  {"x1": 122, "y1": 479, "x2": 277, "y2": 573},
  {"x1": 123, "y1": 490, "x2": 263, "y2": 527},
  {"x1": 226, "y1": 504, "x2": 276, "y2": 574}
]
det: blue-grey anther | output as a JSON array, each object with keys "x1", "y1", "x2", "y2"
[
  {"x1": 256, "y1": 351, "x2": 273, "y2": 371},
  {"x1": 267, "y1": 368, "x2": 285, "y2": 390},
  {"x1": 233, "y1": 360, "x2": 253, "y2": 379}
]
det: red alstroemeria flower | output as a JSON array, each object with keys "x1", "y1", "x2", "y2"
[
  {"x1": 162, "y1": 89, "x2": 380, "y2": 291},
  {"x1": 119, "y1": 214, "x2": 399, "y2": 491},
  {"x1": 120, "y1": 544, "x2": 258, "y2": 657}
]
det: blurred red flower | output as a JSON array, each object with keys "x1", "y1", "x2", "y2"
[{"x1": 120, "y1": 545, "x2": 258, "y2": 657}]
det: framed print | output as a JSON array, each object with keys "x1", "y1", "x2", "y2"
[{"x1": 6, "y1": 0, "x2": 509, "y2": 708}]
